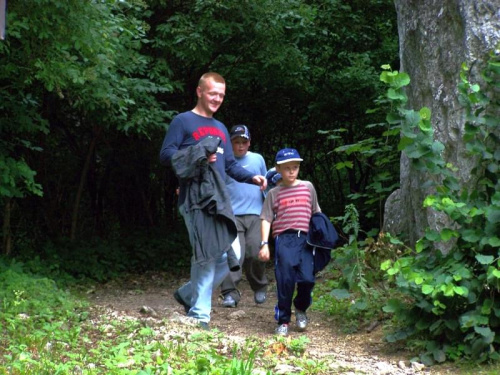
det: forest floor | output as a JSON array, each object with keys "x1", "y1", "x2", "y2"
[{"x1": 87, "y1": 267, "x2": 468, "y2": 375}]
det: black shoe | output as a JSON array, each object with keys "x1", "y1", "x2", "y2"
[
  {"x1": 198, "y1": 321, "x2": 210, "y2": 330},
  {"x1": 173, "y1": 290, "x2": 190, "y2": 314},
  {"x1": 254, "y1": 290, "x2": 267, "y2": 304},
  {"x1": 222, "y1": 294, "x2": 237, "y2": 308}
]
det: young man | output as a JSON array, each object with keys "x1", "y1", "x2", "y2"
[
  {"x1": 259, "y1": 148, "x2": 321, "y2": 336},
  {"x1": 159, "y1": 72, "x2": 267, "y2": 329},
  {"x1": 220, "y1": 125, "x2": 269, "y2": 308}
]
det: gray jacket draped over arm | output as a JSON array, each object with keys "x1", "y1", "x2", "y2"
[{"x1": 171, "y1": 137, "x2": 237, "y2": 265}]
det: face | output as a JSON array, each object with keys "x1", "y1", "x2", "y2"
[
  {"x1": 276, "y1": 161, "x2": 300, "y2": 186},
  {"x1": 231, "y1": 137, "x2": 250, "y2": 158},
  {"x1": 196, "y1": 78, "x2": 226, "y2": 117}
]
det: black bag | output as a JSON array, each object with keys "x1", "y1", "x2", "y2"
[{"x1": 306, "y1": 212, "x2": 338, "y2": 274}]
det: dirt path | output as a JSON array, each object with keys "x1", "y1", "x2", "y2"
[{"x1": 88, "y1": 269, "x2": 458, "y2": 375}]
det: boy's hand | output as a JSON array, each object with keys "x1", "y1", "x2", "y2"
[{"x1": 258, "y1": 245, "x2": 270, "y2": 262}]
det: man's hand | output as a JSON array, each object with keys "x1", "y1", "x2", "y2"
[
  {"x1": 258, "y1": 244, "x2": 270, "y2": 262},
  {"x1": 208, "y1": 153, "x2": 217, "y2": 163},
  {"x1": 252, "y1": 175, "x2": 268, "y2": 191}
]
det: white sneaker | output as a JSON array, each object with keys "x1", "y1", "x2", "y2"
[
  {"x1": 295, "y1": 310, "x2": 308, "y2": 331},
  {"x1": 275, "y1": 323, "x2": 289, "y2": 336}
]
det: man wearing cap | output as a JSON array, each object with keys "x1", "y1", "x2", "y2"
[
  {"x1": 159, "y1": 72, "x2": 267, "y2": 330},
  {"x1": 220, "y1": 125, "x2": 270, "y2": 308}
]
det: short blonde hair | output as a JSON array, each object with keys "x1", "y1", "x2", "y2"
[{"x1": 199, "y1": 72, "x2": 225, "y2": 88}]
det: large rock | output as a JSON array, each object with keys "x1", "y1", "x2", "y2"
[{"x1": 384, "y1": 1, "x2": 500, "y2": 252}]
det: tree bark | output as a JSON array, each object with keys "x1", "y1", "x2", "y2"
[
  {"x1": 384, "y1": 1, "x2": 500, "y2": 250},
  {"x1": 70, "y1": 126, "x2": 101, "y2": 241},
  {"x1": 2, "y1": 198, "x2": 12, "y2": 255}
]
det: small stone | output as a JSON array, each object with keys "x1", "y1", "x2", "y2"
[
  {"x1": 375, "y1": 361, "x2": 393, "y2": 374},
  {"x1": 228, "y1": 310, "x2": 246, "y2": 320},
  {"x1": 139, "y1": 305, "x2": 158, "y2": 318},
  {"x1": 411, "y1": 361, "x2": 426, "y2": 371}
]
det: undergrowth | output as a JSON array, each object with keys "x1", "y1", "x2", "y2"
[
  {"x1": 0, "y1": 257, "x2": 334, "y2": 374},
  {"x1": 13, "y1": 226, "x2": 192, "y2": 283}
]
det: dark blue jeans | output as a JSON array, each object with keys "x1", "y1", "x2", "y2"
[{"x1": 274, "y1": 231, "x2": 315, "y2": 325}]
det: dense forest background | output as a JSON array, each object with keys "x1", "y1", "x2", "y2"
[
  {"x1": 2, "y1": 0, "x2": 500, "y2": 366},
  {"x1": 0, "y1": 0, "x2": 399, "y2": 268}
]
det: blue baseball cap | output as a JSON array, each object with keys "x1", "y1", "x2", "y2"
[
  {"x1": 265, "y1": 168, "x2": 282, "y2": 188},
  {"x1": 230, "y1": 125, "x2": 250, "y2": 140},
  {"x1": 275, "y1": 148, "x2": 303, "y2": 164}
]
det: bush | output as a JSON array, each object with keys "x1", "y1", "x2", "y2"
[{"x1": 380, "y1": 50, "x2": 500, "y2": 364}]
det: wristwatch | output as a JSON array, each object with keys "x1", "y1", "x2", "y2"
[{"x1": 260, "y1": 241, "x2": 268, "y2": 248}]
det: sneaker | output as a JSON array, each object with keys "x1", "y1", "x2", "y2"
[
  {"x1": 275, "y1": 323, "x2": 289, "y2": 336},
  {"x1": 254, "y1": 290, "x2": 267, "y2": 304},
  {"x1": 198, "y1": 321, "x2": 210, "y2": 331},
  {"x1": 295, "y1": 309, "x2": 308, "y2": 331},
  {"x1": 222, "y1": 294, "x2": 237, "y2": 308},
  {"x1": 173, "y1": 290, "x2": 190, "y2": 314}
]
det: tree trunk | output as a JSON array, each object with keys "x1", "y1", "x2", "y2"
[
  {"x1": 2, "y1": 198, "x2": 12, "y2": 255},
  {"x1": 384, "y1": 1, "x2": 500, "y2": 250},
  {"x1": 70, "y1": 126, "x2": 101, "y2": 241}
]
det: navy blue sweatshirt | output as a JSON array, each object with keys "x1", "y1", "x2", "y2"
[{"x1": 160, "y1": 110, "x2": 255, "y2": 205}]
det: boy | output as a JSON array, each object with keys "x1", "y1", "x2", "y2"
[{"x1": 259, "y1": 148, "x2": 321, "y2": 336}]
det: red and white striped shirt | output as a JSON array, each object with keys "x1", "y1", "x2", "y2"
[{"x1": 260, "y1": 180, "x2": 321, "y2": 237}]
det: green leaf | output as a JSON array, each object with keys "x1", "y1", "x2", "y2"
[
  {"x1": 419, "y1": 107, "x2": 431, "y2": 120},
  {"x1": 415, "y1": 318, "x2": 430, "y2": 330},
  {"x1": 330, "y1": 289, "x2": 350, "y2": 300},
  {"x1": 387, "y1": 267, "x2": 399, "y2": 276},
  {"x1": 485, "y1": 206, "x2": 500, "y2": 223},
  {"x1": 380, "y1": 259, "x2": 392, "y2": 271},
  {"x1": 432, "y1": 349, "x2": 447, "y2": 363},
  {"x1": 334, "y1": 161, "x2": 354, "y2": 170},
  {"x1": 422, "y1": 284, "x2": 434, "y2": 294},
  {"x1": 425, "y1": 230, "x2": 441, "y2": 241},
  {"x1": 440, "y1": 228, "x2": 457, "y2": 241},
  {"x1": 487, "y1": 266, "x2": 500, "y2": 279},
  {"x1": 442, "y1": 284, "x2": 455, "y2": 296},
  {"x1": 488, "y1": 237, "x2": 500, "y2": 247},
  {"x1": 470, "y1": 83, "x2": 480, "y2": 92},
  {"x1": 415, "y1": 276, "x2": 424, "y2": 285},
  {"x1": 475, "y1": 254, "x2": 494, "y2": 265},
  {"x1": 383, "y1": 299, "x2": 403, "y2": 313},
  {"x1": 462, "y1": 229, "x2": 480, "y2": 242},
  {"x1": 453, "y1": 286, "x2": 468, "y2": 296},
  {"x1": 431, "y1": 141, "x2": 445, "y2": 153},
  {"x1": 492, "y1": 192, "x2": 500, "y2": 205},
  {"x1": 386, "y1": 112, "x2": 402, "y2": 124},
  {"x1": 418, "y1": 119, "x2": 432, "y2": 132},
  {"x1": 394, "y1": 72, "x2": 410, "y2": 88},
  {"x1": 415, "y1": 239, "x2": 425, "y2": 253},
  {"x1": 481, "y1": 299, "x2": 493, "y2": 315},
  {"x1": 474, "y1": 326, "x2": 495, "y2": 344},
  {"x1": 387, "y1": 88, "x2": 405, "y2": 100},
  {"x1": 398, "y1": 136, "x2": 414, "y2": 150},
  {"x1": 423, "y1": 196, "x2": 437, "y2": 207}
]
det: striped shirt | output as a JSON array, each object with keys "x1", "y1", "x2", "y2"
[{"x1": 260, "y1": 180, "x2": 320, "y2": 237}]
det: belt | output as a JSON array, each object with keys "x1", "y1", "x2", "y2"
[{"x1": 280, "y1": 229, "x2": 305, "y2": 237}]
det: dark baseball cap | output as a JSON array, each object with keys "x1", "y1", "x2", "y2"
[{"x1": 230, "y1": 125, "x2": 250, "y2": 140}]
